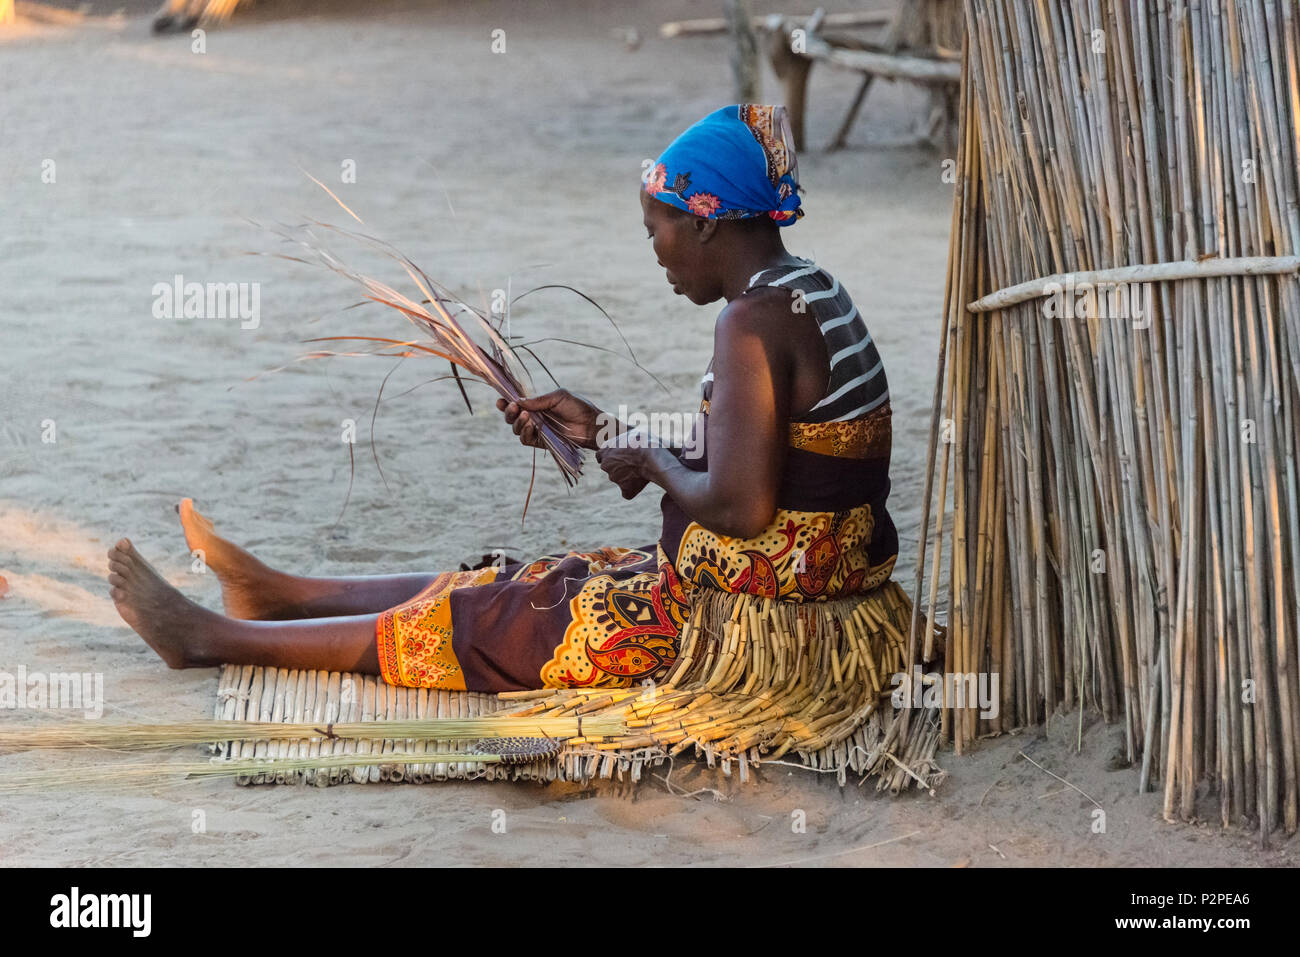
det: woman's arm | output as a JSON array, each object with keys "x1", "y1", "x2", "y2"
[{"x1": 617, "y1": 291, "x2": 792, "y2": 538}]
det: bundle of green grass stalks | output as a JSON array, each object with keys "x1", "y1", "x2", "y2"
[{"x1": 912, "y1": 0, "x2": 1300, "y2": 840}]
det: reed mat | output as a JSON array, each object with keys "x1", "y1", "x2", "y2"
[
  {"x1": 211, "y1": 666, "x2": 545, "y2": 786},
  {"x1": 211, "y1": 585, "x2": 947, "y2": 791}
]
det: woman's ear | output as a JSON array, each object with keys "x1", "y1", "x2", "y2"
[{"x1": 695, "y1": 217, "x2": 720, "y2": 244}]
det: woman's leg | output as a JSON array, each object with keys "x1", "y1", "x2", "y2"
[
  {"x1": 178, "y1": 499, "x2": 436, "y2": 620},
  {"x1": 109, "y1": 539, "x2": 382, "y2": 673}
]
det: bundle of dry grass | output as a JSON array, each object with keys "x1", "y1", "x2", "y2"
[
  {"x1": 262, "y1": 212, "x2": 587, "y2": 494},
  {"x1": 913, "y1": 0, "x2": 1300, "y2": 841},
  {"x1": 495, "y1": 583, "x2": 946, "y2": 792}
]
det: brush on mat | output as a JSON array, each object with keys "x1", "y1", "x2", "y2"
[
  {"x1": 0, "y1": 752, "x2": 512, "y2": 795},
  {"x1": 0, "y1": 715, "x2": 624, "y2": 753}
]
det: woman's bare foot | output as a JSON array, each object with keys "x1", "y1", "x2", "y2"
[
  {"x1": 108, "y1": 538, "x2": 224, "y2": 669},
  {"x1": 178, "y1": 498, "x2": 297, "y2": 619}
]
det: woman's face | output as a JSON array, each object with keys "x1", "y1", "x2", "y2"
[{"x1": 640, "y1": 190, "x2": 717, "y2": 305}]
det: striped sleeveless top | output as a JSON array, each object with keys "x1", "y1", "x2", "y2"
[
  {"x1": 659, "y1": 258, "x2": 899, "y2": 600},
  {"x1": 748, "y1": 259, "x2": 888, "y2": 421}
]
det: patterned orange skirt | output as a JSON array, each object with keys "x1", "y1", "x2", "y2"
[{"x1": 376, "y1": 403, "x2": 898, "y2": 694}]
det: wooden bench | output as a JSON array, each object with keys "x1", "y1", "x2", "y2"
[{"x1": 664, "y1": 4, "x2": 963, "y2": 151}]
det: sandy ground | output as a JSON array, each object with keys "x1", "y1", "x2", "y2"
[{"x1": 1, "y1": 0, "x2": 1294, "y2": 867}]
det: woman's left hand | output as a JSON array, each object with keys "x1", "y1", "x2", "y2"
[{"x1": 595, "y1": 445, "x2": 652, "y2": 499}]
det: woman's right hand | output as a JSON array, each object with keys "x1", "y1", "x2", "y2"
[{"x1": 497, "y1": 389, "x2": 605, "y2": 451}]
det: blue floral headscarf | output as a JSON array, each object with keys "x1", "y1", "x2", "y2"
[{"x1": 644, "y1": 104, "x2": 804, "y2": 226}]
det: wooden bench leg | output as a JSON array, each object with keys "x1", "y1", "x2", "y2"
[
  {"x1": 725, "y1": 0, "x2": 761, "y2": 102},
  {"x1": 768, "y1": 30, "x2": 813, "y2": 152},
  {"x1": 829, "y1": 72, "x2": 877, "y2": 151}
]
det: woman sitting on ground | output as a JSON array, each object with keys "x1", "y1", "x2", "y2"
[{"x1": 108, "y1": 104, "x2": 899, "y2": 692}]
